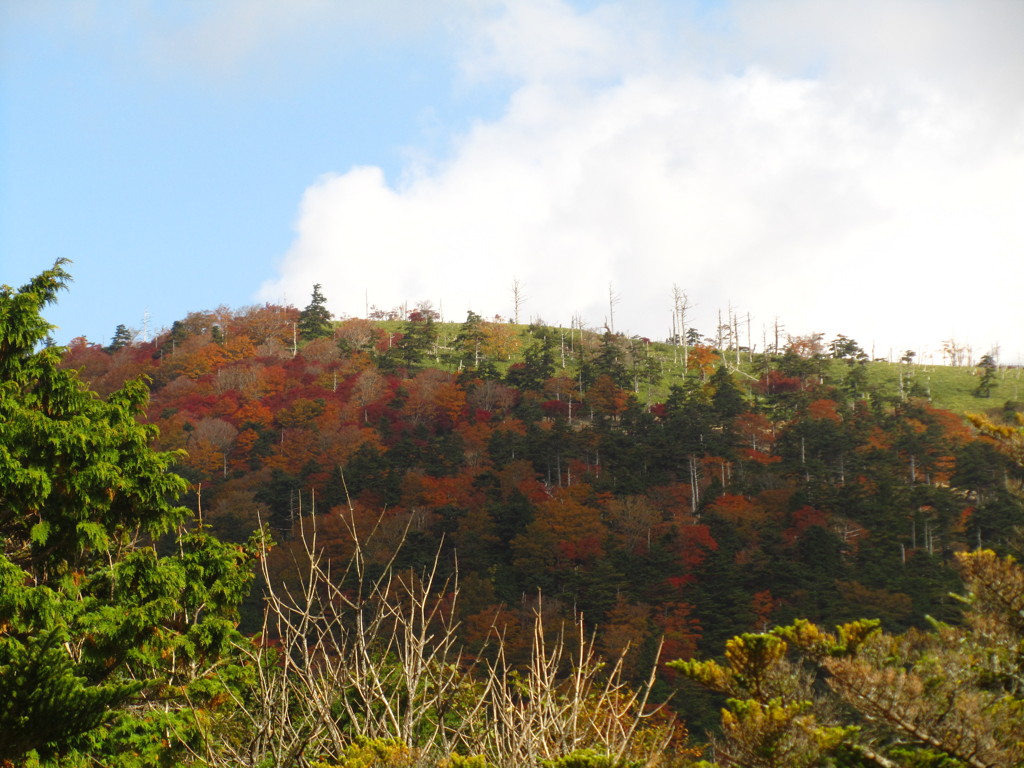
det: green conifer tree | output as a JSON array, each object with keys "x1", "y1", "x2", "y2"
[
  {"x1": 298, "y1": 283, "x2": 334, "y2": 341},
  {"x1": 454, "y1": 310, "x2": 486, "y2": 369},
  {"x1": 0, "y1": 260, "x2": 263, "y2": 764},
  {"x1": 388, "y1": 308, "x2": 437, "y2": 370},
  {"x1": 710, "y1": 364, "x2": 746, "y2": 419},
  {"x1": 107, "y1": 323, "x2": 134, "y2": 352},
  {"x1": 974, "y1": 353, "x2": 997, "y2": 398}
]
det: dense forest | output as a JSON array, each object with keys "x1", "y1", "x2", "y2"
[{"x1": 3, "y1": 263, "x2": 1023, "y2": 767}]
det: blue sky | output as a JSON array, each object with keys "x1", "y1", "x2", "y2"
[{"x1": 3, "y1": 0, "x2": 1023, "y2": 364}]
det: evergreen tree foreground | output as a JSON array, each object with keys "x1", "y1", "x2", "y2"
[{"x1": 0, "y1": 260, "x2": 263, "y2": 764}]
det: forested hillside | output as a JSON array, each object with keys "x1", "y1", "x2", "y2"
[
  {"x1": 62, "y1": 299, "x2": 1024, "y2": 681},
  {"x1": 5, "y1": 265, "x2": 1023, "y2": 765}
]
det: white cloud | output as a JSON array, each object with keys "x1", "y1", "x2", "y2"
[{"x1": 261, "y1": 0, "x2": 1024, "y2": 362}]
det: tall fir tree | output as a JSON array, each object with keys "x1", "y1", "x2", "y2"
[
  {"x1": 298, "y1": 283, "x2": 333, "y2": 341},
  {"x1": 107, "y1": 323, "x2": 133, "y2": 352},
  {"x1": 0, "y1": 260, "x2": 263, "y2": 764}
]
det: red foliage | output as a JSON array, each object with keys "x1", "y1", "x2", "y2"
[
  {"x1": 676, "y1": 524, "x2": 717, "y2": 570},
  {"x1": 61, "y1": 337, "x2": 112, "y2": 384},
  {"x1": 497, "y1": 460, "x2": 547, "y2": 503},
  {"x1": 541, "y1": 399, "x2": 570, "y2": 418},
  {"x1": 751, "y1": 589, "x2": 777, "y2": 629},
  {"x1": 755, "y1": 370, "x2": 803, "y2": 394},
  {"x1": 402, "y1": 470, "x2": 482, "y2": 510},
  {"x1": 664, "y1": 574, "x2": 695, "y2": 591},
  {"x1": 556, "y1": 536, "x2": 603, "y2": 563},
  {"x1": 646, "y1": 483, "x2": 697, "y2": 522},
  {"x1": 735, "y1": 412, "x2": 775, "y2": 451},
  {"x1": 653, "y1": 602, "x2": 701, "y2": 670},
  {"x1": 782, "y1": 505, "x2": 829, "y2": 546},
  {"x1": 742, "y1": 448, "x2": 782, "y2": 465}
]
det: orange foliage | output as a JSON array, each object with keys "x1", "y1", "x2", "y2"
[
  {"x1": 603, "y1": 495, "x2": 663, "y2": 553},
  {"x1": 807, "y1": 398, "x2": 842, "y2": 423},
  {"x1": 264, "y1": 427, "x2": 319, "y2": 475},
  {"x1": 708, "y1": 493, "x2": 756, "y2": 522},
  {"x1": 403, "y1": 370, "x2": 465, "y2": 427},
  {"x1": 172, "y1": 340, "x2": 227, "y2": 380},
  {"x1": 599, "y1": 596, "x2": 651, "y2": 678},
  {"x1": 861, "y1": 426, "x2": 891, "y2": 452},
  {"x1": 255, "y1": 365, "x2": 290, "y2": 398},
  {"x1": 786, "y1": 333, "x2": 825, "y2": 358},
  {"x1": 458, "y1": 421, "x2": 494, "y2": 468},
  {"x1": 906, "y1": 417, "x2": 927, "y2": 435},
  {"x1": 543, "y1": 487, "x2": 606, "y2": 564},
  {"x1": 317, "y1": 424, "x2": 382, "y2": 468},
  {"x1": 276, "y1": 397, "x2": 325, "y2": 429},
  {"x1": 687, "y1": 345, "x2": 719, "y2": 379},
  {"x1": 232, "y1": 428, "x2": 260, "y2": 470},
  {"x1": 433, "y1": 380, "x2": 468, "y2": 425},
  {"x1": 228, "y1": 303, "x2": 299, "y2": 347},
  {"x1": 735, "y1": 412, "x2": 776, "y2": 452},
  {"x1": 708, "y1": 493, "x2": 767, "y2": 542},
  {"x1": 182, "y1": 439, "x2": 226, "y2": 483},
  {"x1": 461, "y1": 604, "x2": 525, "y2": 659},
  {"x1": 586, "y1": 375, "x2": 629, "y2": 419},
  {"x1": 645, "y1": 483, "x2": 697, "y2": 523},
  {"x1": 497, "y1": 459, "x2": 546, "y2": 503},
  {"x1": 220, "y1": 334, "x2": 256, "y2": 363},
  {"x1": 516, "y1": 485, "x2": 607, "y2": 571},
  {"x1": 401, "y1": 470, "x2": 481, "y2": 510},
  {"x1": 923, "y1": 403, "x2": 973, "y2": 444},
  {"x1": 481, "y1": 322, "x2": 521, "y2": 360},
  {"x1": 234, "y1": 398, "x2": 273, "y2": 429}
]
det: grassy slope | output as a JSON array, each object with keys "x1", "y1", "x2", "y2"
[{"x1": 865, "y1": 360, "x2": 1024, "y2": 416}]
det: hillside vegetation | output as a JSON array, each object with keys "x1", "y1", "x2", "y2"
[
  {"x1": 63, "y1": 300, "x2": 1024, "y2": 653},
  {"x1": 6, "y1": 268, "x2": 1021, "y2": 766}
]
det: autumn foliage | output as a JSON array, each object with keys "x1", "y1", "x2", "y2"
[{"x1": 58, "y1": 301, "x2": 1024, "y2": 743}]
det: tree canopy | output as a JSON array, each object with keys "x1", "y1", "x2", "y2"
[
  {"x1": 33, "y1": 278, "x2": 1024, "y2": 765},
  {"x1": 298, "y1": 283, "x2": 334, "y2": 341},
  {"x1": 671, "y1": 549, "x2": 1024, "y2": 767},
  {"x1": 0, "y1": 260, "x2": 261, "y2": 764}
]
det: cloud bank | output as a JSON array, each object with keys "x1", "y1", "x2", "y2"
[{"x1": 261, "y1": 0, "x2": 1024, "y2": 363}]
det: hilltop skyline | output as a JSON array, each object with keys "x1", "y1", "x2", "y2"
[{"x1": 3, "y1": 1, "x2": 1022, "y2": 363}]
